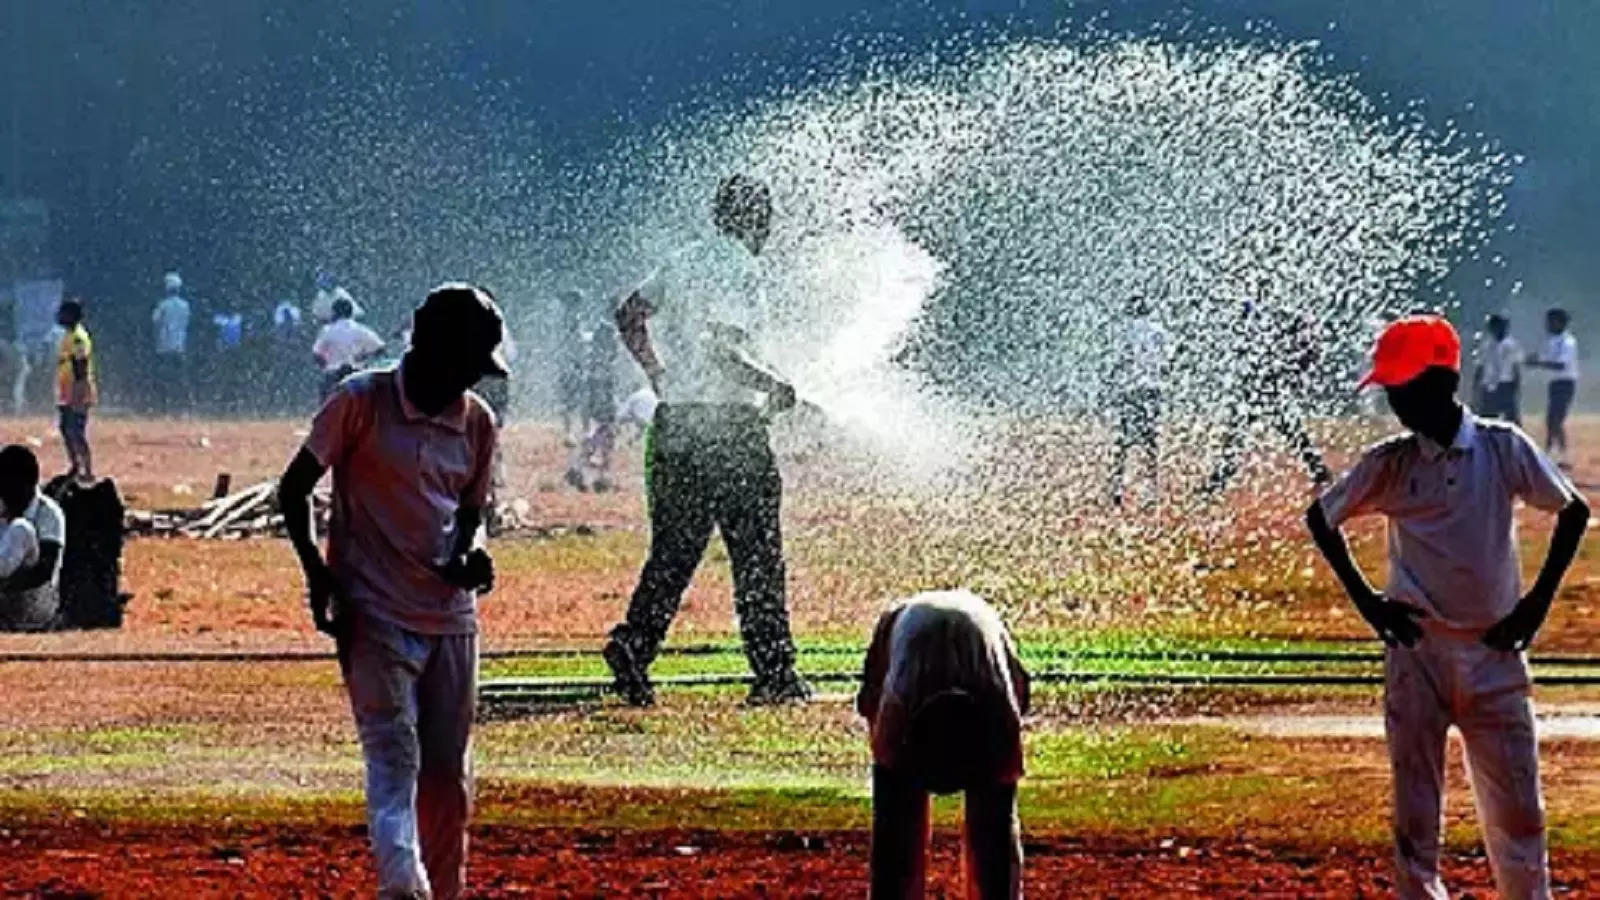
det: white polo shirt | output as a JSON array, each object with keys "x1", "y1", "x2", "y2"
[
  {"x1": 1543, "y1": 332, "x2": 1579, "y2": 382},
  {"x1": 1319, "y1": 413, "x2": 1578, "y2": 632},
  {"x1": 0, "y1": 492, "x2": 64, "y2": 630}
]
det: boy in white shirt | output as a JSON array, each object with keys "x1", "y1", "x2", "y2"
[
  {"x1": 1526, "y1": 307, "x2": 1578, "y2": 466},
  {"x1": 1308, "y1": 315, "x2": 1588, "y2": 899},
  {"x1": 312, "y1": 297, "x2": 386, "y2": 401},
  {"x1": 1474, "y1": 312, "x2": 1522, "y2": 426}
]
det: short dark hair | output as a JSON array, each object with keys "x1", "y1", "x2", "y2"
[
  {"x1": 58, "y1": 300, "x2": 84, "y2": 323},
  {"x1": 331, "y1": 297, "x2": 354, "y2": 320},
  {"x1": 0, "y1": 444, "x2": 41, "y2": 498}
]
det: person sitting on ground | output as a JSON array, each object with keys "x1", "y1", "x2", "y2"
[
  {"x1": 1526, "y1": 306, "x2": 1579, "y2": 468},
  {"x1": 1307, "y1": 315, "x2": 1588, "y2": 899},
  {"x1": 857, "y1": 589, "x2": 1030, "y2": 900},
  {"x1": 312, "y1": 297, "x2": 385, "y2": 402},
  {"x1": 0, "y1": 445, "x2": 65, "y2": 631}
]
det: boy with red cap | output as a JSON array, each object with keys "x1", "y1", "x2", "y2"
[{"x1": 1306, "y1": 314, "x2": 1589, "y2": 900}]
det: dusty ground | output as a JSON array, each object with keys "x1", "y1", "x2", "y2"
[{"x1": 3, "y1": 413, "x2": 1600, "y2": 896}]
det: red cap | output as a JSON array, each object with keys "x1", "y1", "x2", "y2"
[{"x1": 1358, "y1": 315, "x2": 1461, "y2": 389}]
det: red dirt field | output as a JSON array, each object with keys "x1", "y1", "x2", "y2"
[{"x1": 7, "y1": 817, "x2": 1600, "y2": 899}]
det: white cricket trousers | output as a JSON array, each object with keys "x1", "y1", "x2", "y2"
[
  {"x1": 1386, "y1": 631, "x2": 1549, "y2": 900},
  {"x1": 341, "y1": 613, "x2": 477, "y2": 900}
]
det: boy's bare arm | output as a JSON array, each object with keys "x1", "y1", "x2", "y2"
[
  {"x1": 1305, "y1": 502, "x2": 1422, "y2": 647},
  {"x1": 615, "y1": 291, "x2": 664, "y2": 385},
  {"x1": 1485, "y1": 496, "x2": 1590, "y2": 651}
]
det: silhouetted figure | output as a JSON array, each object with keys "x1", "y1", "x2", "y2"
[
  {"x1": 602, "y1": 174, "x2": 811, "y2": 707},
  {"x1": 1205, "y1": 297, "x2": 1331, "y2": 495},
  {"x1": 280, "y1": 283, "x2": 507, "y2": 900},
  {"x1": 1107, "y1": 294, "x2": 1169, "y2": 508},
  {"x1": 0, "y1": 445, "x2": 63, "y2": 631}
]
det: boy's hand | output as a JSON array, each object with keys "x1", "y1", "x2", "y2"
[
  {"x1": 303, "y1": 559, "x2": 347, "y2": 638},
  {"x1": 1355, "y1": 592, "x2": 1424, "y2": 648},
  {"x1": 439, "y1": 548, "x2": 495, "y2": 594},
  {"x1": 1483, "y1": 589, "x2": 1553, "y2": 652}
]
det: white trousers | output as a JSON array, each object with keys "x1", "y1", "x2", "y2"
[
  {"x1": 1386, "y1": 632, "x2": 1549, "y2": 900},
  {"x1": 342, "y1": 614, "x2": 478, "y2": 900}
]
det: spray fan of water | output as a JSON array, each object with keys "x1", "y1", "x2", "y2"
[{"x1": 251, "y1": 29, "x2": 1511, "y2": 625}]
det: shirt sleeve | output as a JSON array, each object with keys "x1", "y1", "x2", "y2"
[
  {"x1": 70, "y1": 333, "x2": 91, "y2": 362},
  {"x1": 1318, "y1": 446, "x2": 1395, "y2": 526},
  {"x1": 0, "y1": 521, "x2": 36, "y2": 577},
  {"x1": 359, "y1": 326, "x2": 385, "y2": 356},
  {"x1": 311, "y1": 327, "x2": 331, "y2": 360},
  {"x1": 459, "y1": 409, "x2": 499, "y2": 509},
  {"x1": 303, "y1": 383, "x2": 366, "y2": 469},
  {"x1": 1508, "y1": 428, "x2": 1578, "y2": 512}
]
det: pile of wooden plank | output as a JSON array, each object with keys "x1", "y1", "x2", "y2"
[{"x1": 124, "y1": 480, "x2": 328, "y2": 540}]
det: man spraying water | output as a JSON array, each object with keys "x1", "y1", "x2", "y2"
[{"x1": 602, "y1": 174, "x2": 812, "y2": 707}]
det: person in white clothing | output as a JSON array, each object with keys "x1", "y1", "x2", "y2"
[
  {"x1": 0, "y1": 445, "x2": 64, "y2": 631},
  {"x1": 1525, "y1": 307, "x2": 1578, "y2": 465},
  {"x1": 1107, "y1": 294, "x2": 1170, "y2": 507},
  {"x1": 151, "y1": 272, "x2": 193, "y2": 416},
  {"x1": 1308, "y1": 315, "x2": 1588, "y2": 900},
  {"x1": 1474, "y1": 312, "x2": 1522, "y2": 425},
  {"x1": 313, "y1": 297, "x2": 386, "y2": 401}
]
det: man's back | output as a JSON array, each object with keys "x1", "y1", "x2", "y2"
[{"x1": 153, "y1": 296, "x2": 191, "y2": 354}]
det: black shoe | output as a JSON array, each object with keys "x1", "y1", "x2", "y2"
[
  {"x1": 603, "y1": 636, "x2": 655, "y2": 707},
  {"x1": 746, "y1": 670, "x2": 813, "y2": 706}
]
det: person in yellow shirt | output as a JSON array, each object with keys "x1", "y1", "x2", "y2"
[{"x1": 54, "y1": 300, "x2": 96, "y2": 483}]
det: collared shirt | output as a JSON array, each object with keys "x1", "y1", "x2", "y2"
[
  {"x1": 55, "y1": 324, "x2": 96, "y2": 407},
  {"x1": 313, "y1": 319, "x2": 385, "y2": 374},
  {"x1": 304, "y1": 367, "x2": 497, "y2": 635},
  {"x1": 1319, "y1": 412, "x2": 1578, "y2": 632},
  {"x1": 152, "y1": 296, "x2": 191, "y2": 355},
  {"x1": 1543, "y1": 332, "x2": 1579, "y2": 381},
  {"x1": 1123, "y1": 315, "x2": 1170, "y2": 391},
  {"x1": 0, "y1": 492, "x2": 64, "y2": 630},
  {"x1": 856, "y1": 590, "x2": 1030, "y2": 783},
  {"x1": 1478, "y1": 335, "x2": 1523, "y2": 387},
  {"x1": 632, "y1": 234, "x2": 766, "y2": 406}
]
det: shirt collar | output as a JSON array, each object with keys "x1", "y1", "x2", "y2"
[
  {"x1": 394, "y1": 364, "x2": 469, "y2": 434},
  {"x1": 1417, "y1": 410, "x2": 1477, "y2": 461}
]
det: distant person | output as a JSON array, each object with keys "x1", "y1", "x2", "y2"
[
  {"x1": 55, "y1": 300, "x2": 96, "y2": 484},
  {"x1": 1205, "y1": 294, "x2": 1332, "y2": 495},
  {"x1": 602, "y1": 174, "x2": 811, "y2": 707},
  {"x1": 151, "y1": 272, "x2": 192, "y2": 416},
  {"x1": 279, "y1": 283, "x2": 507, "y2": 900},
  {"x1": 1526, "y1": 307, "x2": 1578, "y2": 467},
  {"x1": 1474, "y1": 312, "x2": 1522, "y2": 426},
  {"x1": 312, "y1": 297, "x2": 385, "y2": 401},
  {"x1": 1307, "y1": 315, "x2": 1588, "y2": 900},
  {"x1": 857, "y1": 590, "x2": 1029, "y2": 900},
  {"x1": 0, "y1": 445, "x2": 64, "y2": 631},
  {"x1": 555, "y1": 289, "x2": 589, "y2": 444},
  {"x1": 566, "y1": 322, "x2": 621, "y2": 491},
  {"x1": 0, "y1": 291, "x2": 28, "y2": 416},
  {"x1": 1107, "y1": 294, "x2": 1169, "y2": 508},
  {"x1": 311, "y1": 270, "x2": 364, "y2": 324}
]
